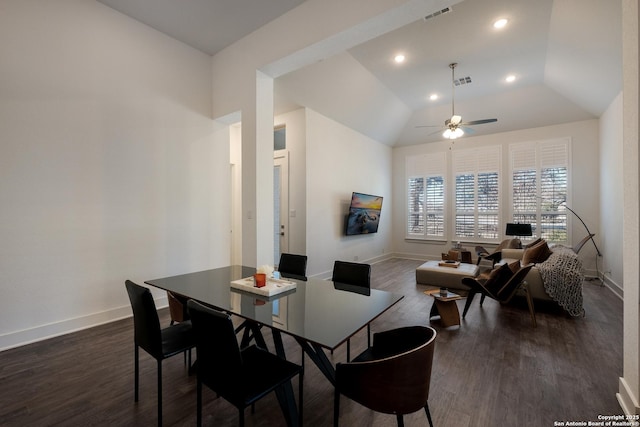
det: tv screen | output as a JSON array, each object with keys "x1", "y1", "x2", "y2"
[{"x1": 345, "y1": 192, "x2": 383, "y2": 235}]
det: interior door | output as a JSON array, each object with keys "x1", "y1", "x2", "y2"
[{"x1": 274, "y1": 150, "x2": 289, "y2": 266}]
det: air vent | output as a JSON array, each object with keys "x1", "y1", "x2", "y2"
[
  {"x1": 424, "y1": 7, "x2": 452, "y2": 21},
  {"x1": 454, "y1": 76, "x2": 472, "y2": 86}
]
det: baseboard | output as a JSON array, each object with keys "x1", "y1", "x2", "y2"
[
  {"x1": 601, "y1": 273, "x2": 624, "y2": 300},
  {"x1": 390, "y1": 251, "x2": 434, "y2": 261},
  {"x1": 0, "y1": 296, "x2": 169, "y2": 352},
  {"x1": 618, "y1": 377, "x2": 640, "y2": 415}
]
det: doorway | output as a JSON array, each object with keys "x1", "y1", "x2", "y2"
[{"x1": 274, "y1": 150, "x2": 289, "y2": 266}]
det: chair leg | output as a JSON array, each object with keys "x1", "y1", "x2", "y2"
[
  {"x1": 367, "y1": 324, "x2": 371, "y2": 348},
  {"x1": 239, "y1": 408, "x2": 245, "y2": 427},
  {"x1": 523, "y1": 284, "x2": 537, "y2": 327},
  {"x1": 462, "y1": 290, "x2": 477, "y2": 318},
  {"x1": 157, "y1": 360, "x2": 162, "y2": 427},
  {"x1": 480, "y1": 293, "x2": 486, "y2": 306},
  {"x1": 333, "y1": 389, "x2": 340, "y2": 427},
  {"x1": 425, "y1": 403, "x2": 434, "y2": 427},
  {"x1": 346, "y1": 339, "x2": 350, "y2": 362},
  {"x1": 196, "y1": 378, "x2": 202, "y2": 427},
  {"x1": 134, "y1": 345, "x2": 139, "y2": 402},
  {"x1": 396, "y1": 414, "x2": 404, "y2": 427},
  {"x1": 299, "y1": 369, "x2": 304, "y2": 426}
]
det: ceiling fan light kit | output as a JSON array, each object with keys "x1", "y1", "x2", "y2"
[
  {"x1": 443, "y1": 127, "x2": 464, "y2": 139},
  {"x1": 417, "y1": 62, "x2": 498, "y2": 142}
]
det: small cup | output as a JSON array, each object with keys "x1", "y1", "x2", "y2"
[
  {"x1": 439, "y1": 287, "x2": 448, "y2": 297},
  {"x1": 254, "y1": 273, "x2": 267, "y2": 288}
]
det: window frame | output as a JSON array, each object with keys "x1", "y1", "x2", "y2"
[
  {"x1": 509, "y1": 138, "x2": 571, "y2": 244},
  {"x1": 405, "y1": 152, "x2": 447, "y2": 241},
  {"x1": 452, "y1": 146, "x2": 502, "y2": 243}
]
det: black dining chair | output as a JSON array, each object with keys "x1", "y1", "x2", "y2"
[
  {"x1": 278, "y1": 253, "x2": 308, "y2": 281},
  {"x1": 332, "y1": 260, "x2": 372, "y2": 361},
  {"x1": 334, "y1": 326, "x2": 437, "y2": 427},
  {"x1": 187, "y1": 300, "x2": 303, "y2": 427},
  {"x1": 124, "y1": 280, "x2": 195, "y2": 427}
]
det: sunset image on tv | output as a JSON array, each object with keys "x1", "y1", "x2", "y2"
[{"x1": 346, "y1": 192, "x2": 383, "y2": 235}]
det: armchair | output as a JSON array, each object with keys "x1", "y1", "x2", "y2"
[{"x1": 462, "y1": 264, "x2": 536, "y2": 326}]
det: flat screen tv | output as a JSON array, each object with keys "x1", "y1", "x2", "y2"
[{"x1": 345, "y1": 192, "x2": 383, "y2": 236}]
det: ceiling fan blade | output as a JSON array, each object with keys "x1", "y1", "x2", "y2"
[
  {"x1": 462, "y1": 118, "x2": 497, "y2": 126},
  {"x1": 415, "y1": 124, "x2": 442, "y2": 128},
  {"x1": 460, "y1": 126, "x2": 475, "y2": 135}
]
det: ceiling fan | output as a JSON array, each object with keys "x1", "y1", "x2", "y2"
[{"x1": 417, "y1": 62, "x2": 497, "y2": 140}]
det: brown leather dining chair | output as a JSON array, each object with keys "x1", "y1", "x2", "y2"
[{"x1": 334, "y1": 326, "x2": 437, "y2": 427}]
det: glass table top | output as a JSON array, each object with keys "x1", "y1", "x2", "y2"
[{"x1": 145, "y1": 265, "x2": 403, "y2": 350}]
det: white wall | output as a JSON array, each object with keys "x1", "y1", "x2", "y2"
[
  {"x1": 0, "y1": 0, "x2": 223, "y2": 350},
  {"x1": 392, "y1": 119, "x2": 602, "y2": 276},
  {"x1": 305, "y1": 109, "x2": 393, "y2": 277},
  {"x1": 599, "y1": 92, "x2": 624, "y2": 295},
  {"x1": 210, "y1": 0, "x2": 459, "y2": 268}
]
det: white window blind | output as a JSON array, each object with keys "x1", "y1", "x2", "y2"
[
  {"x1": 406, "y1": 153, "x2": 446, "y2": 239},
  {"x1": 510, "y1": 138, "x2": 570, "y2": 243},
  {"x1": 452, "y1": 147, "x2": 501, "y2": 240}
]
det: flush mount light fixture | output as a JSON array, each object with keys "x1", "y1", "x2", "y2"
[
  {"x1": 394, "y1": 54, "x2": 406, "y2": 63},
  {"x1": 505, "y1": 74, "x2": 516, "y2": 83},
  {"x1": 429, "y1": 94, "x2": 439, "y2": 101},
  {"x1": 493, "y1": 18, "x2": 508, "y2": 29}
]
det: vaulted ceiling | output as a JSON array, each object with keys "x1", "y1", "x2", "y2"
[{"x1": 97, "y1": 0, "x2": 622, "y2": 147}]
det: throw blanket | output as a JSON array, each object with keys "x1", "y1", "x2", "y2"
[{"x1": 536, "y1": 246, "x2": 585, "y2": 317}]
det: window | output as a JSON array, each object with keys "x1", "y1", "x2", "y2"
[
  {"x1": 406, "y1": 153, "x2": 446, "y2": 239},
  {"x1": 452, "y1": 147, "x2": 501, "y2": 241},
  {"x1": 510, "y1": 139, "x2": 570, "y2": 243}
]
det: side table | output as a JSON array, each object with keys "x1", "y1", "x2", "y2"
[{"x1": 425, "y1": 289, "x2": 464, "y2": 327}]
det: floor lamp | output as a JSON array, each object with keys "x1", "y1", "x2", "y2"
[
  {"x1": 561, "y1": 203, "x2": 603, "y2": 285},
  {"x1": 561, "y1": 203, "x2": 602, "y2": 257}
]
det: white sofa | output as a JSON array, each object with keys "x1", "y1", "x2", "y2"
[{"x1": 498, "y1": 248, "x2": 553, "y2": 302}]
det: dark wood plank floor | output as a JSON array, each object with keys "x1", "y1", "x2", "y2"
[{"x1": 0, "y1": 258, "x2": 623, "y2": 426}]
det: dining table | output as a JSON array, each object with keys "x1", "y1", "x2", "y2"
[
  {"x1": 145, "y1": 265, "x2": 403, "y2": 380},
  {"x1": 145, "y1": 265, "x2": 404, "y2": 425}
]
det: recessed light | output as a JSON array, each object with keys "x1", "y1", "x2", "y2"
[
  {"x1": 505, "y1": 74, "x2": 516, "y2": 83},
  {"x1": 429, "y1": 94, "x2": 438, "y2": 101},
  {"x1": 394, "y1": 54, "x2": 406, "y2": 64},
  {"x1": 493, "y1": 18, "x2": 508, "y2": 29}
]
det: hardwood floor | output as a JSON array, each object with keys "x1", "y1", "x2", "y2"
[{"x1": 0, "y1": 258, "x2": 623, "y2": 426}]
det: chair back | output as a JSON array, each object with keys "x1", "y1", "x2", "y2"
[
  {"x1": 278, "y1": 253, "x2": 308, "y2": 280},
  {"x1": 336, "y1": 326, "x2": 436, "y2": 415},
  {"x1": 125, "y1": 280, "x2": 163, "y2": 359},
  {"x1": 496, "y1": 264, "x2": 534, "y2": 301},
  {"x1": 187, "y1": 300, "x2": 243, "y2": 388},
  {"x1": 332, "y1": 260, "x2": 371, "y2": 289}
]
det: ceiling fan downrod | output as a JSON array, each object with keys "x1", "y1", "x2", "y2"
[{"x1": 449, "y1": 62, "x2": 457, "y2": 120}]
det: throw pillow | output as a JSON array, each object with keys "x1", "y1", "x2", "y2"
[
  {"x1": 523, "y1": 237, "x2": 543, "y2": 249},
  {"x1": 522, "y1": 240, "x2": 552, "y2": 264},
  {"x1": 483, "y1": 263, "x2": 514, "y2": 295}
]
